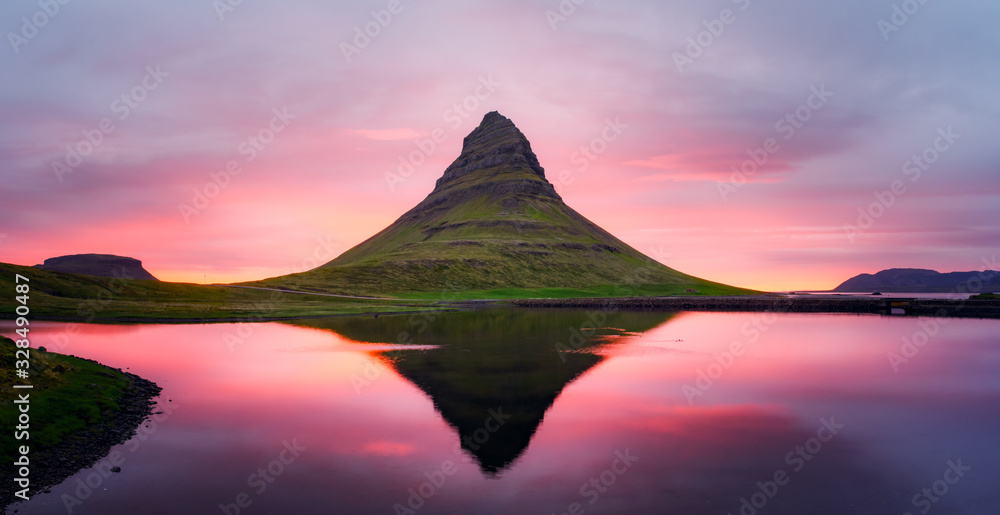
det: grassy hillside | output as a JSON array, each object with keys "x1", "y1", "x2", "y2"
[
  {"x1": 0, "y1": 262, "x2": 440, "y2": 322},
  {"x1": 252, "y1": 257, "x2": 753, "y2": 299}
]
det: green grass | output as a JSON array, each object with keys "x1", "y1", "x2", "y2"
[
  {"x1": 0, "y1": 262, "x2": 447, "y2": 322},
  {"x1": 0, "y1": 335, "x2": 132, "y2": 464},
  {"x1": 251, "y1": 237, "x2": 760, "y2": 298},
  {"x1": 395, "y1": 282, "x2": 752, "y2": 300},
  {"x1": 971, "y1": 293, "x2": 999, "y2": 300}
]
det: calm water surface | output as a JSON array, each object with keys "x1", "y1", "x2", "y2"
[{"x1": 3, "y1": 309, "x2": 999, "y2": 514}]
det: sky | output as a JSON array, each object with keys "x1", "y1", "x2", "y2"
[{"x1": 1, "y1": 0, "x2": 998, "y2": 291}]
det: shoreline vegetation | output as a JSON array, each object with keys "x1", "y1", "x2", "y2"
[
  {"x1": 0, "y1": 335, "x2": 162, "y2": 508},
  {"x1": 2, "y1": 262, "x2": 999, "y2": 321}
]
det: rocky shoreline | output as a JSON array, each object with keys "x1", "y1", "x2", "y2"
[
  {"x1": 501, "y1": 295, "x2": 1000, "y2": 319},
  {"x1": 1, "y1": 361, "x2": 161, "y2": 509}
]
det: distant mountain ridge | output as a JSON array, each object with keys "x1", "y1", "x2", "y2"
[
  {"x1": 833, "y1": 268, "x2": 999, "y2": 293},
  {"x1": 34, "y1": 254, "x2": 158, "y2": 281}
]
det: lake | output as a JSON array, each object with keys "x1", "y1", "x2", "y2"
[{"x1": 3, "y1": 309, "x2": 999, "y2": 514}]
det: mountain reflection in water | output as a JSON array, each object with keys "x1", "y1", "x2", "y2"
[{"x1": 289, "y1": 308, "x2": 673, "y2": 474}]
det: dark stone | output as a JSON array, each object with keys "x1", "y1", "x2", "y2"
[
  {"x1": 34, "y1": 254, "x2": 158, "y2": 281},
  {"x1": 433, "y1": 111, "x2": 552, "y2": 193}
]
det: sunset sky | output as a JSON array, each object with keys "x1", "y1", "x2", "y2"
[{"x1": 2, "y1": 0, "x2": 998, "y2": 291}]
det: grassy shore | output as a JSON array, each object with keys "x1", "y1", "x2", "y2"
[
  {"x1": 0, "y1": 335, "x2": 161, "y2": 504},
  {"x1": 394, "y1": 282, "x2": 752, "y2": 300},
  {"x1": 1, "y1": 336, "x2": 132, "y2": 462}
]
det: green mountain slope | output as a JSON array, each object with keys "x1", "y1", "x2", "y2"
[{"x1": 253, "y1": 112, "x2": 754, "y2": 297}]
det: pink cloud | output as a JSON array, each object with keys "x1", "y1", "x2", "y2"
[{"x1": 349, "y1": 128, "x2": 424, "y2": 141}]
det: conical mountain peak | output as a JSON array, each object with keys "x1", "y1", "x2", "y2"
[
  {"x1": 253, "y1": 111, "x2": 749, "y2": 297},
  {"x1": 460, "y1": 111, "x2": 523, "y2": 151},
  {"x1": 435, "y1": 111, "x2": 547, "y2": 190}
]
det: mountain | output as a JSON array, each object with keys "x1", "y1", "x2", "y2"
[
  {"x1": 253, "y1": 112, "x2": 751, "y2": 297},
  {"x1": 833, "y1": 268, "x2": 1000, "y2": 293},
  {"x1": 34, "y1": 254, "x2": 158, "y2": 281}
]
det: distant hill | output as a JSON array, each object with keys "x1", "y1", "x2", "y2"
[
  {"x1": 833, "y1": 268, "x2": 1000, "y2": 293},
  {"x1": 250, "y1": 111, "x2": 753, "y2": 297},
  {"x1": 35, "y1": 254, "x2": 158, "y2": 281}
]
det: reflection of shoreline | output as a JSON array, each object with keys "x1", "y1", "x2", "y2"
[{"x1": 507, "y1": 296, "x2": 1000, "y2": 318}]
